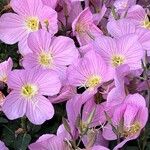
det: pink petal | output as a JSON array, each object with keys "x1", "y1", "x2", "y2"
[
  {"x1": 42, "y1": 0, "x2": 57, "y2": 9},
  {"x1": 0, "y1": 140, "x2": 8, "y2": 150},
  {"x1": 29, "y1": 69, "x2": 61, "y2": 96},
  {"x1": 107, "y1": 19, "x2": 136, "y2": 38},
  {"x1": 10, "y1": 0, "x2": 43, "y2": 17},
  {"x1": 124, "y1": 94, "x2": 146, "y2": 108},
  {"x1": 50, "y1": 36, "x2": 79, "y2": 66},
  {"x1": 26, "y1": 95, "x2": 54, "y2": 125},
  {"x1": 27, "y1": 29, "x2": 52, "y2": 54},
  {"x1": 117, "y1": 34, "x2": 144, "y2": 70},
  {"x1": 2, "y1": 92, "x2": 27, "y2": 120},
  {"x1": 0, "y1": 13, "x2": 27, "y2": 44},
  {"x1": 126, "y1": 5, "x2": 146, "y2": 25},
  {"x1": 7, "y1": 70, "x2": 25, "y2": 89},
  {"x1": 39, "y1": 6, "x2": 58, "y2": 35},
  {"x1": 102, "y1": 124, "x2": 117, "y2": 140}
]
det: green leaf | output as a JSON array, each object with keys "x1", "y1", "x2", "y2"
[
  {"x1": 0, "y1": 117, "x2": 8, "y2": 123},
  {"x1": 14, "y1": 133, "x2": 31, "y2": 150}
]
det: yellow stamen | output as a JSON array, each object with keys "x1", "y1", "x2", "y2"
[
  {"x1": 142, "y1": 19, "x2": 150, "y2": 29},
  {"x1": 85, "y1": 75, "x2": 101, "y2": 88},
  {"x1": 111, "y1": 55, "x2": 125, "y2": 67},
  {"x1": 38, "y1": 52, "x2": 53, "y2": 68},
  {"x1": 123, "y1": 122, "x2": 141, "y2": 137},
  {"x1": 75, "y1": 23, "x2": 86, "y2": 33},
  {"x1": 21, "y1": 84, "x2": 38, "y2": 99},
  {"x1": 25, "y1": 17, "x2": 39, "y2": 32}
]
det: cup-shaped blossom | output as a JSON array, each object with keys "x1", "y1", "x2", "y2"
[
  {"x1": 29, "y1": 125, "x2": 70, "y2": 150},
  {"x1": 107, "y1": 19, "x2": 150, "y2": 56},
  {"x1": 95, "y1": 34, "x2": 143, "y2": 79},
  {"x1": 103, "y1": 94, "x2": 148, "y2": 150},
  {"x1": 22, "y1": 29, "x2": 79, "y2": 77},
  {"x1": 0, "y1": 57, "x2": 13, "y2": 83},
  {"x1": 72, "y1": 7, "x2": 103, "y2": 46},
  {"x1": 126, "y1": 5, "x2": 150, "y2": 30},
  {"x1": 67, "y1": 50, "x2": 108, "y2": 91},
  {"x1": 2, "y1": 69, "x2": 61, "y2": 125},
  {"x1": 0, "y1": 0, "x2": 58, "y2": 55}
]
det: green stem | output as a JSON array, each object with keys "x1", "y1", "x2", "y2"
[{"x1": 21, "y1": 117, "x2": 27, "y2": 132}]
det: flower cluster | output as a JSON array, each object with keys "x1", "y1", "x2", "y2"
[{"x1": 0, "y1": 0, "x2": 150, "y2": 150}]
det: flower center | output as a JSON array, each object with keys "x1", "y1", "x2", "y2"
[
  {"x1": 86, "y1": 75, "x2": 101, "y2": 88},
  {"x1": 26, "y1": 17, "x2": 39, "y2": 32},
  {"x1": 142, "y1": 19, "x2": 150, "y2": 29},
  {"x1": 111, "y1": 55, "x2": 125, "y2": 67},
  {"x1": 123, "y1": 122, "x2": 141, "y2": 137},
  {"x1": 38, "y1": 52, "x2": 53, "y2": 68},
  {"x1": 76, "y1": 23, "x2": 86, "y2": 33},
  {"x1": 21, "y1": 84, "x2": 38, "y2": 98}
]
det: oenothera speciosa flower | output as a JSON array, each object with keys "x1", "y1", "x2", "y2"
[
  {"x1": 29, "y1": 125, "x2": 71, "y2": 150},
  {"x1": 0, "y1": 0, "x2": 58, "y2": 55},
  {"x1": 72, "y1": 7, "x2": 103, "y2": 46},
  {"x1": 107, "y1": 18, "x2": 150, "y2": 56},
  {"x1": 22, "y1": 29, "x2": 79, "y2": 76},
  {"x1": 67, "y1": 50, "x2": 108, "y2": 91},
  {"x1": 95, "y1": 34, "x2": 144, "y2": 79},
  {"x1": 125, "y1": 4, "x2": 150, "y2": 30},
  {"x1": 2, "y1": 69, "x2": 61, "y2": 125},
  {"x1": 103, "y1": 94, "x2": 148, "y2": 150}
]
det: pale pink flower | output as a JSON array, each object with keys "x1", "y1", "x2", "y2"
[
  {"x1": 103, "y1": 94, "x2": 148, "y2": 150},
  {"x1": 23, "y1": 29, "x2": 79, "y2": 76},
  {"x1": 107, "y1": 19, "x2": 150, "y2": 55},
  {"x1": 29, "y1": 125, "x2": 70, "y2": 150},
  {"x1": 67, "y1": 50, "x2": 108, "y2": 91},
  {"x1": 0, "y1": 0, "x2": 58, "y2": 55},
  {"x1": 126, "y1": 4, "x2": 150, "y2": 30},
  {"x1": 95, "y1": 34, "x2": 143, "y2": 78},
  {"x1": 72, "y1": 7, "x2": 103, "y2": 46},
  {"x1": 2, "y1": 69, "x2": 61, "y2": 125}
]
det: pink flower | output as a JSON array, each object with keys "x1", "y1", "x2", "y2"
[
  {"x1": 2, "y1": 69, "x2": 61, "y2": 125},
  {"x1": 29, "y1": 125, "x2": 70, "y2": 150},
  {"x1": 67, "y1": 50, "x2": 108, "y2": 91},
  {"x1": 72, "y1": 7, "x2": 103, "y2": 46},
  {"x1": 103, "y1": 94, "x2": 148, "y2": 150},
  {"x1": 0, "y1": 140, "x2": 8, "y2": 150},
  {"x1": 22, "y1": 29, "x2": 79, "y2": 76},
  {"x1": 95, "y1": 34, "x2": 143, "y2": 78},
  {"x1": 126, "y1": 5, "x2": 150, "y2": 30},
  {"x1": 0, "y1": 0, "x2": 58, "y2": 55},
  {"x1": 0, "y1": 57, "x2": 13, "y2": 83},
  {"x1": 107, "y1": 19, "x2": 150, "y2": 55}
]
